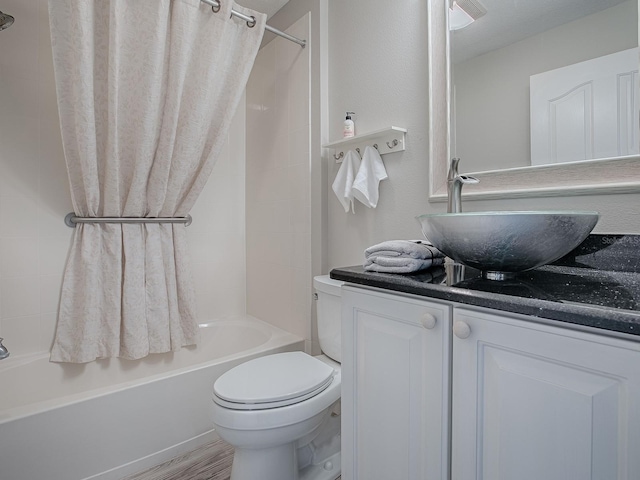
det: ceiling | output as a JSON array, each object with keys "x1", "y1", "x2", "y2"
[
  {"x1": 452, "y1": 0, "x2": 631, "y2": 63},
  {"x1": 238, "y1": 0, "x2": 290, "y2": 18},
  {"x1": 236, "y1": 0, "x2": 632, "y2": 56}
]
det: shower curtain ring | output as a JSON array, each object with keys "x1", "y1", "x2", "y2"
[
  {"x1": 246, "y1": 16, "x2": 256, "y2": 28},
  {"x1": 211, "y1": 1, "x2": 221, "y2": 13}
]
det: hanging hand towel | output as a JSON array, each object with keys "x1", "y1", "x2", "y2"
[
  {"x1": 332, "y1": 150, "x2": 361, "y2": 213},
  {"x1": 352, "y1": 145, "x2": 388, "y2": 208}
]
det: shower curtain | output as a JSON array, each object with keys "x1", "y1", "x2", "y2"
[{"x1": 48, "y1": 0, "x2": 265, "y2": 363}]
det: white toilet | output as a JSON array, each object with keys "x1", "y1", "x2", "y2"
[{"x1": 211, "y1": 275, "x2": 343, "y2": 480}]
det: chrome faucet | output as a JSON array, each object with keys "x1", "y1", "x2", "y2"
[
  {"x1": 447, "y1": 158, "x2": 479, "y2": 213},
  {"x1": 0, "y1": 338, "x2": 9, "y2": 360}
]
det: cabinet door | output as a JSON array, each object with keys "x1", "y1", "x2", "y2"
[
  {"x1": 452, "y1": 307, "x2": 640, "y2": 480},
  {"x1": 341, "y1": 286, "x2": 451, "y2": 480}
]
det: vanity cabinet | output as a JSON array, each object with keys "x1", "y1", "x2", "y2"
[
  {"x1": 341, "y1": 285, "x2": 640, "y2": 480},
  {"x1": 341, "y1": 285, "x2": 452, "y2": 480},
  {"x1": 452, "y1": 307, "x2": 640, "y2": 480}
]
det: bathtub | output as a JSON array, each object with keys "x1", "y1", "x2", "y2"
[{"x1": 0, "y1": 315, "x2": 303, "y2": 480}]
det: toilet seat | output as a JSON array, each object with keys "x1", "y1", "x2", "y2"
[{"x1": 213, "y1": 352, "x2": 336, "y2": 411}]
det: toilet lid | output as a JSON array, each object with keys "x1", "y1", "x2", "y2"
[{"x1": 213, "y1": 352, "x2": 335, "y2": 410}]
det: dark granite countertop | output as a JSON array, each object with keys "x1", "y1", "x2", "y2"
[{"x1": 330, "y1": 235, "x2": 640, "y2": 339}]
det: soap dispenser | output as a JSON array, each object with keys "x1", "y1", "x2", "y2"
[{"x1": 343, "y1": 112, "x2": 355, "y2": 138}]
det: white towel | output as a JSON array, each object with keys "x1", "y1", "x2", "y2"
[
  {"x1": 365, "y1": 240, "x2": 444, "y2": 260},
  {"x1": 363, "y1": 239, "x2": 445, "y2": 273},
  {"x1": 364, "y1": 255, "x2": 445, "y2": 273},
  {"x1": 332, "y1": 149, "x2": 361, "y2": 213},
  {"x1": 352, "y1": 145, "x2": 388, "y2": 208}
]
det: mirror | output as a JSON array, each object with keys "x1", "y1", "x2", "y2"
[{"x1": 427, "y1": 0, "x2": 640, "y2": 201}]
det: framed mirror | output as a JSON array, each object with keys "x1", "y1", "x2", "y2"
[{"x1": 428, "y1": 0, "x2": 640, "y2": 201}]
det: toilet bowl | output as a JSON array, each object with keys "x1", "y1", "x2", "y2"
[{"x1": 210, "y1": 275, "x2": 343, "y2": 480}]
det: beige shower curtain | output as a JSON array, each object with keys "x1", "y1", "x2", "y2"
[{"x1": 48, "y1": 0, "x2": 265, "y2": 363}]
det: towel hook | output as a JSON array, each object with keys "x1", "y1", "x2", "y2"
[
  {"x1": 373, "y1": 143, "x2": 379, "y2": 150},
  {"x1": 386, "y1": 139, "x2": 399, "y2": 149},
  {"x1": 333, "y1": 151, "x2": 344, "y2": 161},
  {"x1": 355, "y1": 148, "x2": 361, "y2": 156}
]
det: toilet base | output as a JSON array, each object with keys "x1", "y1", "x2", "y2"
[
  {"x1": 298, "y1": 408, "x2": 341, "y2": 478},
  {"x1": 230, "y1": 445, "x2": 341, "y2": 480},
  {"x1": 228, "y1": 412, "x2": 341, "y2": 480},
  {"x1": 231, "y1": 443, "x2": 297, "y2": 480},
  {"x1": 299, "y1": 451, "x2": 341, "y2": 480}
]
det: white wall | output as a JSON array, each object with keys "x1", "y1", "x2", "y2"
[
  {"x1": 327, "y1": 0, "x2": 640, "y2": 271},
  {"x1": 245, "y1": 14, "x2": 314, "y2": 347},
  {"x1": 0, "y1": 0, "x2": 247, "y2": 358},
  {"x1": 453, "y1": 1, "x2": 638, "y2": 172},
  {"x1": 327, "y1": 0, "x2": 432, "y2": 269}
]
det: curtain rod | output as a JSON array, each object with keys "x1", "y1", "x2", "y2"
[
  {"x1": 65, "y1": 213, "x2": 193, "y2": 227},
  {"x1": 200, "y1": 0, "x2": 306, "y2": 47}
]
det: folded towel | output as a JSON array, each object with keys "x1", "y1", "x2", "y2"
[
  {"x1": 365, "y1": 240, "x2": 444, "y2": 260},
  {"x1": 364, "y1": 255, "x2": 445, "y2": 273},
  {"x1": 352, "y1": 145, "x2": 388, "y2": 208},
  {"x1": 363, "y1": 239, "x2": 445, "y2": 273},
  {"x1": 332, "y1": 149, "x2": 361, "y2": 213}
]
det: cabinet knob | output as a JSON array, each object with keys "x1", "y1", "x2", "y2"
[
  {"x1": 421, "y1": 313, "x2": 437, "y2": 329},
  {"x1": 453, "y1": 321, "x2": 471, "y2": 339}
]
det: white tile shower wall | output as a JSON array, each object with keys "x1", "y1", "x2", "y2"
[
  {"x1": 246, "y1": 14, "x2": 312, "y2": 342},
  {"x1": 0, "y1": 0, "x2": 70, "y2": 356},
  {"x1": 0, "y1": 0, "x2": 246, "y2": 358},
  {"x1": 188, "y1": 94, "x2": 247, "y2": 322}
]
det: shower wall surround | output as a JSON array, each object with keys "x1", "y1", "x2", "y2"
[
  {"x1": 0, "y1": 0, "x2": 247, "y2": 358},
  {"x1": 245, "y1": 14, "x2": 313, "y2": 346}
]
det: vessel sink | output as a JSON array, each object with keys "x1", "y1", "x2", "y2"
[{"x1": 416, "y1": 211, "x2": 599, "y2": 280}]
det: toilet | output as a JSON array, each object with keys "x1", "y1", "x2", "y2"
[{"x1": 211, "y1": 275, "x2": 344, "y2": 480}]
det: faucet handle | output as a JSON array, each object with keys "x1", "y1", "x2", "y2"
[
  {"x1": 449, "y1": 158, "x2": 479, "y2": 184},
  {"x1": 458, "y1": 174, "x2": 479, "y2": 185}
]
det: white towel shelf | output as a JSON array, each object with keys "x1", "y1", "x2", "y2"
[{"x1": 323, "y1": 126, "x2": 407, "y2": 163}]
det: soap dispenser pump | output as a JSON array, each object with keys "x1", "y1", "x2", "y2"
[{"x1": 343, "y1": 112, "x2": 355, "y2": 138}]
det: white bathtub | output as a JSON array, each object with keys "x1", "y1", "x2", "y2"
[{"x1": 0, "y1": 315, "x2": 303, "y2": 480}]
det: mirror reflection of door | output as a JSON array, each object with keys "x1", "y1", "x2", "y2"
[
  {"x1": 451, "y1": 0, "x2": 639, "y2": 172},
  {"x1": 530, "y1": 47, "x2": 639, "y2": 165}
]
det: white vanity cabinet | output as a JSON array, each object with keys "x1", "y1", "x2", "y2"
[
  {"x1": 341, "y1": 284, "x2": 640, "y2": 480},
  {"x1": 341, "y1": 285, "x2": 452, "y2": 480},
  {"x1": 452, "y1": 307, "x2": 640, "y2": 480}
]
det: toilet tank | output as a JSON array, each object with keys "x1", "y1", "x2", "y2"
[{"x1": 313, "y1": 275, "x2": 343, "y2": 363}]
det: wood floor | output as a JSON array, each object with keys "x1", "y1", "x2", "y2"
[
  {"x1": 122, "y1": 438, "x2": 341, "y2": 480},
  {"x1": 122, "y1": 438, "x2": 234, "y2": 480}
]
